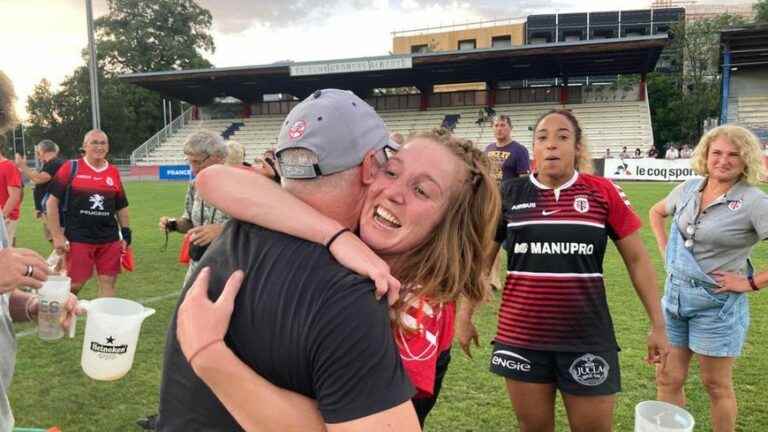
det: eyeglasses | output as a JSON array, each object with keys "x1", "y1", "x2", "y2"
[
  {"x1": 375, "y1": 145, "x2": 398, "y2": 164},
  {"x1": 186, "y1": 154, "x2": 210, "y2": 166}
]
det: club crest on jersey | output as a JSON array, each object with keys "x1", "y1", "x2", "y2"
[
  {"x1": 106, "y1": 176, "x2": 114, "y2": 186},
  {"x1": 573, "y1": 196, "x2": 589, "y2": 213},
  {"x1": 728, "y1": 200, "x2": 742, "y2": 211}
]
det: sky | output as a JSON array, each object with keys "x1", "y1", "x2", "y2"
[{"x1": 0, "y1": 0, "x2": 752, "y2": 119}]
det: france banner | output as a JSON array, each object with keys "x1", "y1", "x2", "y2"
[{"x1": 159, "y1": 165, "x2": 193, "y2": 180}]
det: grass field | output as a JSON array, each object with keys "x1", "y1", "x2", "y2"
[{"x1": 7, "y1": 181, "x2": 768, "y2": 431}]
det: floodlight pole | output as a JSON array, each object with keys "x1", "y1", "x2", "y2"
[{"x1": 86, "y1": 0, "x2": 101, "y2": 130}]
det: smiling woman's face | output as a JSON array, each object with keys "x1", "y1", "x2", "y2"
[
  {"x1": 358, "y1": 137, "x2": 463, "y2": 257},
  {"x1": 533, "y1": 113, "x2": 577, "y2": 185}
]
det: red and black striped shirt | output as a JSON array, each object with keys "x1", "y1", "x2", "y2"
[{"x1": 495, "y1": 172, "x2": 640, "y2": 352}]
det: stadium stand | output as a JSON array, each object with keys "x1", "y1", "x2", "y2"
[
  {"x1": 123, "y1": 33, "x2": 668, "y2": 166},
  {"x1": 134, "y1": 87, "x2": 652, "y2": 166}
]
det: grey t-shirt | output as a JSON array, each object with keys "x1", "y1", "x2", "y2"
[
  {"x1": 0, "y1": 218, "x2": 16, "y2": 431},
  {"x1": 666, "y1": 178, "x2": 768, "y2": 275}
]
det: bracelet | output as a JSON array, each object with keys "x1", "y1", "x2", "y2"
[
  {"x1": 748, "y1": 275, "x2": 759, "y2": 291},
  {"x1": 325, "y1": 228, "x2": 351, "y2": 251},
  {"x1": 24, "y1": 296, "x2": 38, "y2": 322},
  {"x1": 187, "y1": 339, "x2": 224, "y2": 366}
]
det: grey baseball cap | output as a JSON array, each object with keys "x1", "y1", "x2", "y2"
[{"x1": 276, "y1": 89, "x2": 397, "y2": 179}]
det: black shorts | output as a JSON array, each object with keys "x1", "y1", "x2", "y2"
[{"x1": 489, "y1": 342, "x2": 621, "y2": 396}]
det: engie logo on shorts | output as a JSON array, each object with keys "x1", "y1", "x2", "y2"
[
  {"x1": 492, "y1": 350, "x2": 531, "y2": 372},
  {"x1": 569, "y1": 353, "x2": 609, "y2": 386}
]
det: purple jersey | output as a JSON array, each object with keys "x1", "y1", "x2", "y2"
[{"x1": 484, "y1": 141, "x2": 530, "y2": 184}]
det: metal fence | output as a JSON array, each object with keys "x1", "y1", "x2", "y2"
[{"x1": 130, "y1": 107, "x2": 193, "y2": 165}]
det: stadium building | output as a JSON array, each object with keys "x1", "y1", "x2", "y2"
[{"x1": 120, "y1": 8, "x2": 687, "y2": 176}]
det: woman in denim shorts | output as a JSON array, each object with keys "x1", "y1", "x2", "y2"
[{"x1": 649, "y1": 125, "x2": 768, "y2": 432}]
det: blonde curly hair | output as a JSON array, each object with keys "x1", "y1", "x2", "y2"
[
  {"x1": 690, "y1": 124, "x2": 766, "y2": 185},
  {"x1": 0, "y1": 71, "x2": 19, "y2": 134}
]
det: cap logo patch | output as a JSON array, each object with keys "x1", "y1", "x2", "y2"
[{"x1": 288, "y1": 120, "x2": 307, "y2": 140}]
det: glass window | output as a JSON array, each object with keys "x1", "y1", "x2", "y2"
[
  {"x1": 491, "y1": 35, "x2": 512, "y2": 48},
  {"x1": 458, "y1": 39, "x2": 476, "y2": 50}
]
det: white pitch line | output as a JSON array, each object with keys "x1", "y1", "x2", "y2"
[{"x1": 15, "y1": 290, "x2": 182, "y2": 339}]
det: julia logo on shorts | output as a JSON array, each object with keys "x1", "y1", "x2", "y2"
[
  {"x1": 569, "y1": 354, "x2": 609, "y2": 386},
  {"x1": 492, "y1": 350, "x2": 531, "y2": 372}
]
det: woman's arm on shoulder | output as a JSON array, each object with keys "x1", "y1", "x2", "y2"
[{"x1": 196, "y1": 165, "x2": 342, "y2": 245}]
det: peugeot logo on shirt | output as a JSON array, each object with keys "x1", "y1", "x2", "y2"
[{"x1": 89, "y1": 194, "x2": 105, "y2": 210}]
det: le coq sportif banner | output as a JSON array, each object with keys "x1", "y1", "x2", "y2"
[{"x1": 604, "y1": 158, "x2": 698, "y2": 181}]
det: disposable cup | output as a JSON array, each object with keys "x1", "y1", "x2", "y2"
[{"x1": 37, "y1": 276, "x2": 71, "y2": 341}]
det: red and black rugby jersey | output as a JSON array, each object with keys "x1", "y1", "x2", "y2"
[
  {"x1": 495, "y1": 172, "x2": 640, "y2": 352},
  {"x1": 49, "y1": 159, "x2": 128, "y2": 244}
]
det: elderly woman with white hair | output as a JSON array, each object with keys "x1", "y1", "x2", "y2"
[
  {"x1": 158, "y1": 130, "x2": 230, "y2": 283},
  {"x1": 650, "y1": 124, "x2": 768, "y2": 432}
]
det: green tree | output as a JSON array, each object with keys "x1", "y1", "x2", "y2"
[
  {"x1": 647, "y1": 72, "x2": 685, "y2": 151},
  {"x1": 25, "y1": 0, "x2": 215, "y2": 158},
  {"x1": 648, "y1": 14, "x2": 746, "y2": 151},
  {"x1": 755, "y1": 0, "x2": 768, "y2": 23},
  {"x1": 95, "y1": 0, "x2": 214, "y2": 73}
]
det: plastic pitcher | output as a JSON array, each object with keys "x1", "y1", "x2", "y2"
[
  {"x1": 79, "y1": 298, "x2": 155, "y2": 381},
  {"x1": 635, "y1": 401, "x2": 694, "y2": 432}
]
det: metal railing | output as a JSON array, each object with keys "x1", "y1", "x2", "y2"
[{"x1": 130, "y1": 107, "x2": 193, "y2": 164}]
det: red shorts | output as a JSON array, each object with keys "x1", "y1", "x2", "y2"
[{"x1": 67, "y1": 241, "x2": 122, "y2": 284}]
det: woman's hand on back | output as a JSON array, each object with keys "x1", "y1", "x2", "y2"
[
  {"x1": 328, "y1": 232, "x2": 401, "y2": 305},
  {"x1": 177, "y1": 267, "x2": 245, "y2": 370}
]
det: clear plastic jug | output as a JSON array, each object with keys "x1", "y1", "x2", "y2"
[
  {"x1": 635, "y1": 400, "x2": 695, "y2": 432},
  {"x1": 79, "y1": 298, "x2": 155, "y2": 381}
]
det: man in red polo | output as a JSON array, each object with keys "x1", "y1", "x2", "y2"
[{"x1": 47, "y1": 130, "x2": 130, "y2": 297}]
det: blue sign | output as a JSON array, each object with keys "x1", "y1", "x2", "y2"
[{"x1": 159, "y1": 165, "x2": 193, "y2": 180}]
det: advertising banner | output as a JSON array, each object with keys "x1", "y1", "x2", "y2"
[
  {"x1": 159, "y1": 165, "x2": 193, "y2": 181},
  {"x1": 604, "y1": 158, "x2": 699, "y2": 181}
]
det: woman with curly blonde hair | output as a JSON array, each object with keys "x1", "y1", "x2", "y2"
[{"x1": 650, "y1": 124, "x2": 768, "y2": 432}]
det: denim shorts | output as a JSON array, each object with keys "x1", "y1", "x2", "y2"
[{"x1": 662, "y1": 273, "x2": 749, "y2": 358}]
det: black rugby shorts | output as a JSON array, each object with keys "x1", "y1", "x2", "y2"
[{"x1": 489, "y1": 342, "x2": 621, "y2": 396}]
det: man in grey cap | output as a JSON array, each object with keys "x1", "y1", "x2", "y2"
[{"x1": 157, "y1": 89, "x2": 418, "y2": 431}]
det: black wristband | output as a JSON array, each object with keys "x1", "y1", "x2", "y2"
[
  {"x1": 325, "y1": 228, "x2": 351, "y2": 251},
  {"x1": 748, "y1": 275, "x2": 759, "y2": 291},
  {"x1": 121, "y1": 227, "x2": 132, "y2": 246}
]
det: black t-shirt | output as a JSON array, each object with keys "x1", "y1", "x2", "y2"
[
  {"x1": 33, "y1": 157, "x2": 64, "y2": 212},
  {"x1": 157, "y1": 221, "x2": 414, "y2": 431}
]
